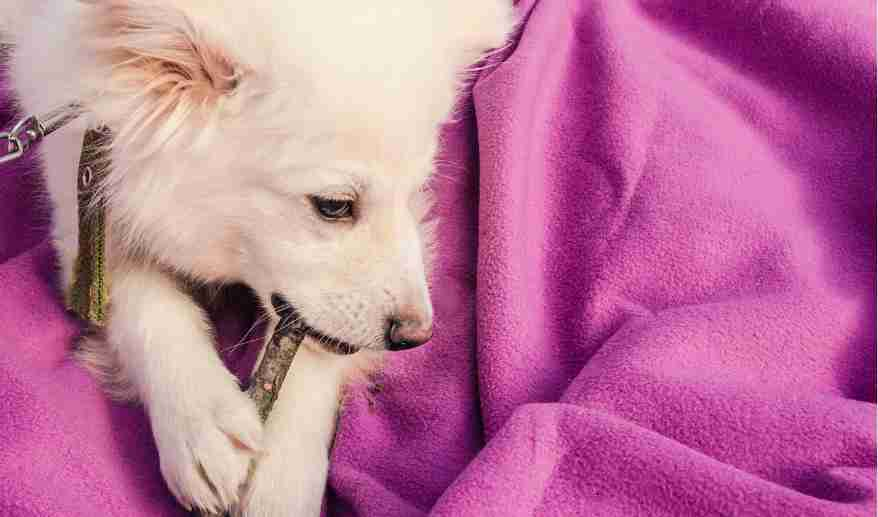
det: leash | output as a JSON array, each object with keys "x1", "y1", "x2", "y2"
[
  {"x1": 0, "y1": 103, "x2": 83, "y2": 164},
  {"x1": 2, "y1": 104, "x2": 110, "y2": 327}
]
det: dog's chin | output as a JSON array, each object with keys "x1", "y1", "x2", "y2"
[{"x1": 270, "y1": 294, "x2": 360, "y2": 356}]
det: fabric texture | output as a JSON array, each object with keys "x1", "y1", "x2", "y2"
[{"x1": 1, "y1": 1, "x2": 875, "y2": 516}]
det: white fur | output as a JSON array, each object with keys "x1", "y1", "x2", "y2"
[{"x1": 4, "y1": 1, "x2": 514, "y2": 515}]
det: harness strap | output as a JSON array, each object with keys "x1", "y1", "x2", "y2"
[{"x1": 66, "y1": 128, "x2": 111, "y2": 327}]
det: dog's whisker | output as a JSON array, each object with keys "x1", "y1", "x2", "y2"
[
  {"x1": 275, "y1": 316, "x2": 303, "y2": 337},
  {"x1": 223, "y1": 311, "x2": 272, "y2": 353}
]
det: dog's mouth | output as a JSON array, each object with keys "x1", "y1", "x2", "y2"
[{"x1": 269, "y1": 293, "x2": 358, "y2": 355}]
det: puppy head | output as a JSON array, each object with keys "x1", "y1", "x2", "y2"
[{"x1": 78, "y1": 0, "x2": 514, "y2": 353}]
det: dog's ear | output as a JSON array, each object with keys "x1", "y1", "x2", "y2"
[
  {"x1": 80, "y1": 0, "x2": 241, "y2": 153},
  {"x1": 84, "y1": 0, "x2": 240, "y2": 98}
]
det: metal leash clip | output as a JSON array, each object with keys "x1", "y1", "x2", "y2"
[{"x1": 0, "y1": 103, "x2": 83, "y2": 165}]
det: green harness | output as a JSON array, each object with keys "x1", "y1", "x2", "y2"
[{"x1": 65, "y1": 128, "x2": 110, "y2": 327}]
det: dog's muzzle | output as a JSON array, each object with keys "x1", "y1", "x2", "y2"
[
  {"x1": 269, "y1": 293, "x2": 432, "y2": 355},
  {"x1": 270, "y1": 293, "x2": 358, "y2": 355}
]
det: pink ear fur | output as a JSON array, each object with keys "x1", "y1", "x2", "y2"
[{"x1": 80, "y1": 0, "x2": 241, "y2": 157}]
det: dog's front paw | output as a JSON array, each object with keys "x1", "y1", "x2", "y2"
[
  {"x1": 150, "y1": 380, "x2": 264, "y2": 513},
  {"x1": 237, "y1": 443, "x2": 328, "y2": 517}
]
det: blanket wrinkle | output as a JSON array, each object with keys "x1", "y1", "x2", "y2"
[{"x1": 0, "y1": 0, "x2": 874, "y2": 516}]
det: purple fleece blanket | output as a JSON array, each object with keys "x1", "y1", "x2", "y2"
[{"x1": 1, "y1": 1, "x2": 875, "y2": 516}]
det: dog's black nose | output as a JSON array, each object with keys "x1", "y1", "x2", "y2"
[{"x1": 385, "y1": 316, "x2": 433, "y2": 351}]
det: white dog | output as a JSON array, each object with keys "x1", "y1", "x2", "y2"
[{"x1": 2, "y1": 1, "x2": 513, "y2": 515}]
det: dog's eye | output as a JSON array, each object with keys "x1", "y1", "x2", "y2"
[{"x1": 310, "y1": 196, "x2": 354, "y2": 220}]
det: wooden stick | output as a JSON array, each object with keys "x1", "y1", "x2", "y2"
[
  {"x1": 199, "y1": 317, "x2": 305, "y2": 517},
  {"x1": 246, "y1": 321, "x2": 305, "y2": 421}
]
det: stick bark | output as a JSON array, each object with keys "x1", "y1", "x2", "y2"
[{"x1": 199, "y1": 319, "x2": 305, "y2": 517}]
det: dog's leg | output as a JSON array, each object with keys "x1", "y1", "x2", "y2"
[
  {"x1": 241, "y1": 332, "x2": 349, "y2": 517},
  {"x1": 105, "y1": 266, "x2": 263, "y2": 513}
]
